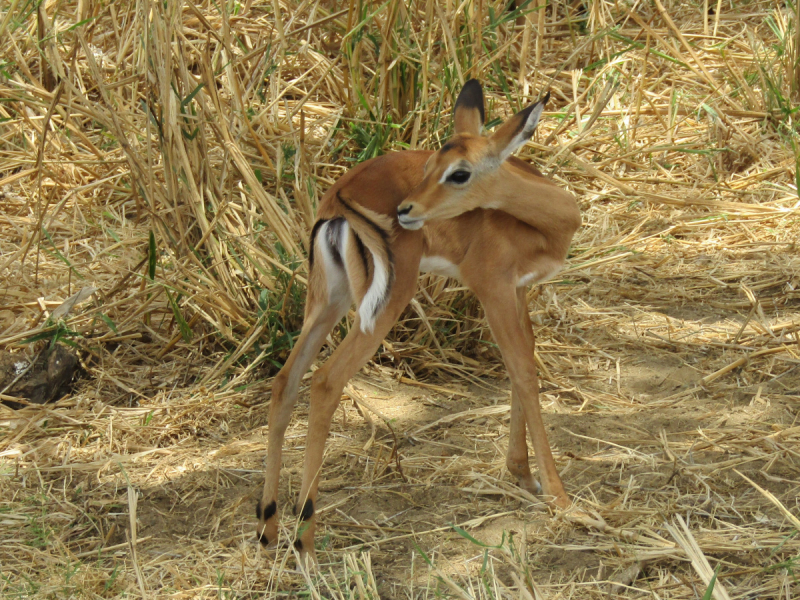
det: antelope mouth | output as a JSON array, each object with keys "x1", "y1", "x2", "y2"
[{"x1": 398, "y1": 214, "x2": 425, "y2": 230}]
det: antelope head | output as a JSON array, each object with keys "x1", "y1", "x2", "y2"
[{"x1": 397, "y1": 79, "x2": 550, "y2": 230}]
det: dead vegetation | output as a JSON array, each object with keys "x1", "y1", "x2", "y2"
[{"x1": 1, "y1": 0, "x2": 800, "y2": 597}]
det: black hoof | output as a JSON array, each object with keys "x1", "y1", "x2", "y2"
[{"x1": 258, "y1": 531, "x2": 269, "y2": 546}]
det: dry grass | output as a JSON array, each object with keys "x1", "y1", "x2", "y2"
[{"x1": 2, "y1": 0, "x2": 800, "y2": 597}]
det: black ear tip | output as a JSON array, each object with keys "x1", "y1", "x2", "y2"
[
  {"x1": 460, "y1": 79, "x2": 484, "y2": 102},
  {"x1": 541, "y1": 90, "x2": 551, "y2": 105},
  {"x1": 454, "y1": 78, "x2": 485, "y2": 124}
]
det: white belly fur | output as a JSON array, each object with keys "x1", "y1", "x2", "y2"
[
  {"x1": 420, "y1": 257, "x2": 565, "y2": 286},
  {"x1": 420, "y1": 255, "x2": 461, "y2": 279},
  {"x1": 517, "y1": 271, "x2": 540, "y2": 287},
  {"x1": 517, "y1": 261, "x2": 564, "y2": 287}
]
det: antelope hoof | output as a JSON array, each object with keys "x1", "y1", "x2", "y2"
[
  {"x1": 294, "y1": 540, "x2": 318, "y2": 570},
  {"x1": 294, "y1": 502, "x2": 317, "y2": 568},
  {"x1": 549, "y1": 492, "x2": 571, "y2": 510},
  {"x1": 517, "y1": 474, "x2": 542, "y2": 495},
  {"x1": 293, "y1": 530, "x2": 318, "y2": 569}
]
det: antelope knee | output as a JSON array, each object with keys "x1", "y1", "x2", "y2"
[{"x1": 271, "y1": 371, "x2": 290, "y2": 403}]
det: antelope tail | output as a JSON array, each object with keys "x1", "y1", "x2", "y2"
[{"x1": 308, "y1": 194, "x2": 395, "y2": 334}]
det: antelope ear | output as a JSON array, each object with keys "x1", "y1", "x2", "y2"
[
  {"x1": 488, "y1": 91, "x2": 550, "y2": 162},
  {"x1": 453, "y1": 79, "x2": 485, "y2": 136}
]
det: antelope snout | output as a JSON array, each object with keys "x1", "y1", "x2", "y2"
[{"x1": 397, "y1": 203, "x2": 424, "y2": 230}]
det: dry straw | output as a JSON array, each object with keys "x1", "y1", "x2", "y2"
[{"x1": 1, "y1": 0, "x2": 800, "y2": 597}]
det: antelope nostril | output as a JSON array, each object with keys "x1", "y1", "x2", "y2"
[{"x1": 397, "y1": 205, "x2": 413, "y2": 216}]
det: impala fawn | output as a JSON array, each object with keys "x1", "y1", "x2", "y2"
[{"x1": 256, "y1": 79, "x2": 580, "y2": 562}]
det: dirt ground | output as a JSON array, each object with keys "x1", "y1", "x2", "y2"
[{"x1": 4, "y1": 230, "x2": 799, "y2": 598}]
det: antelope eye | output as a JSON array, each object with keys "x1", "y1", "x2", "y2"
[{"x1": 447, "y1": 170, "x2": 471, "y2": 184}]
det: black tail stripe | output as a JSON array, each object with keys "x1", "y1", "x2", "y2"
[
  {"x1": 326, "y1": 218, "x2": 345, "y2": 268},
  {"x1": 308, "y1": 218, "x2": 328, "y2": 270},
  {"x1": 353, "y1": 232, "x2": 369, "y2": 274}
]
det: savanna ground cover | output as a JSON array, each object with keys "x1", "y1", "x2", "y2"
[{"x1": 1, "y1": 0, "x2": 800, "y2": 597}]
